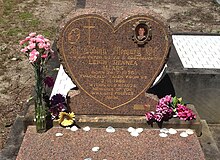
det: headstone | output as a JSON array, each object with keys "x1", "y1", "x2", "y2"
[{"x1": 58, "y1": 9, "x2": 171, "y2": 115}]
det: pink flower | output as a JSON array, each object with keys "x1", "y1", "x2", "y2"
[
  {"x1": 36, "y1": 37, "x2": 44, "y2": 43},
  {"x1": 27, "y1": 42, "x2": 36, "y2": 50},
  {"x1": 38, "y1": 42, "x2": 44, "y2": 49},
  {"x1": 29, "y1": 32, "x2": 36, "y2": 37},
  {"x1": 25, "y1": 36, "x2": 31, "y2": 41},
  {"x1": 145, "y1": 111, "x2": 155, "y2": 121},
  {"x1": 154, "y1": 112, "x2": 163, "y2": 122},
  {"x1": 20, "y1": 47, "x2": 28, "y2": 53},
  {"x1": 41, "y1": 54, "x2": 48, "y2": 58},
  {"x1": 29, "y1": 49, "x2": 39, "y2": 62},
  {"x1": 176, "y1": 104, "x2": 196, "y2": 121},
  {"x1": 19, "y1": 40, "x2": 26, "y2": 45},
  {"x1": 164, "y1": 95, "x2": 172, "y2": 103},
  {"x1": 36, "y1": 34, "x2": 44, "y2": 39},
  {"x1": 30, "y1": 37, "x2": 36, "y2": 43}
]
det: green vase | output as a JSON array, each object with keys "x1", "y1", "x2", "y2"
[
  {"x1": 35, "y1": 66, "x2": 47, "y2": 133},
  {"x1": 35, "y1": 101, "x2": 46, "y2": 133}
]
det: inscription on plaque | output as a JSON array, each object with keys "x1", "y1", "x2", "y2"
[{"x1": 59, "y1": 14, "x2": 170, "y2": 111}]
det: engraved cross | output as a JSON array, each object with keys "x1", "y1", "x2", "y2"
[{"x1": 83, "y1": 18, "x2": 95, "y2": 45}]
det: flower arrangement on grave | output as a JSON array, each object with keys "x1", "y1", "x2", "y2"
[
  {"x1": 49, "y1": 93, "x2": 75, "y2": 127},
  {"x1": 20, "y1": 32, "x2": 54, "y2": 132},
  {"x1": 145, "y1": 95, "x2": 196, "y2": 124}
]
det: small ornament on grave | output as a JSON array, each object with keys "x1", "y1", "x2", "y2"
[
  {"x1": 130, "y1": 130, "x2": 139, "y2": 137},
  {"x1": 92, "y1": 146, "x2": 100, "y2": 152},
  {"x1": 145, "y1": 95, "x2": 196, "y2": 124},
  {"x1": 180, "y1": 132, "x2": 188, "y2": 138},
  {"x1": 106, "y1": 126, "x2": 116, "y2": 133},
  {"x1": 186, "y1": 129, "x2": 194, "y2": 135},
  {"x1": 70, "y1": 126, "x2": 79, "y2": 132},
  {"x1": 82, "y1": 126, "x2": 91, "y2": 132},
  {"x1": 159, "y1": 132, "x2": 168, "y2": 138}
]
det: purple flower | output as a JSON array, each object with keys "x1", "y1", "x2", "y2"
[
  {"x1": 49, "y1": 94, "x2": 66, "y2": 118},
  {"x1": 154, "y1": 112, "x2": 163, "y2": 122},
  {"x1": 176, "y1": 104, "x2": 196, "y2": 121},
  {"x1": 44, "y1": 76, "x2": 54, "y2": 88},
  {"x1": 51, "y1": 94, "x2": 65, "y2": 105},
  {"x1": 145, "y1": 111, "x2": 155, "y2": 121}
]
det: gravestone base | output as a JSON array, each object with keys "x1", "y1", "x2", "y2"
[{"x1": 53, "y1": 104, "x2": 202, "y2": 136}]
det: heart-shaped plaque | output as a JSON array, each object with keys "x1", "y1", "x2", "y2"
[{"x1": 59, "y1": 14, "x2": 170, "y2": 110}]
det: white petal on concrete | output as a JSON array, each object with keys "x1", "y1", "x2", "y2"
[
  {"x1": 84, "y1": 158, "x2": 92, "y2": 160},
  {"x1": 159, "y1": 132, "x2": 168, "y2": 138},
  {"x1": 82, "y1": 126, "x2": 91, "y2": 132},
  {"x1": 66, "y1": 127, "x2": 71, "y2": 130},
  {"x1": 130, "y1": 130, "x2": 139, "y2": 137},
  {"x1": 70, "y1": 126, "x2": 78, "y2": 131},
  {"x1": 55, "y1": 133, "x2": 63, "y2": 137},
  {"x1": 180, "y1": 132, "x2": 188, "y2": 138},
  {"x1": 106, "y1": 126, "x2": 116, "y2": 133},
  {"x1": 168, "y1": 128, "x2": 177, "y2": 134},
  {"x1": 186, "y1": 129, "x2": 194, "y2": 135},
  {"x1": 92, "y1": 146, "x2": 100, "y2": 152},
  {"x1": 127, "y1": 127, "x2": 135, "y2": 133},
  {"x1": 160, "y1": 128, "x2": 169, "y2": 134},
  {"x1": 136, "y1": 128, "x2": 144, "y2": 133}
]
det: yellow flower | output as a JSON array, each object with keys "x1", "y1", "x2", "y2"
[
  {"x1": 178, "y1": 97, "x2": 183, "y2": 102},
  {"x1": 58, "y1": 112, "x2": 75, "y2": 127}
]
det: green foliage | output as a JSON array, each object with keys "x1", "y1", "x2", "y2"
[
  {"x1": 3, "y1": 0, "x2": 15, "y2": 15},
  {"x1": 19, "y1": 12, "x2": 33, "y2": 20},
  {"x1": 28, "y1": 19, "x2": 40, "y2": 27},
  {"x1": 6, "y1": 28, "x2": 23, "y2": 36}
]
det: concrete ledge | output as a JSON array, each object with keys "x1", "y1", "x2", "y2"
[{"x1": 62, "y1": 104, "x2": 202, "y2": 136}]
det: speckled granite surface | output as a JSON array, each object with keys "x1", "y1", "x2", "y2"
[{"x1": 17, "y1": 126, "x2": 205, "y2": 160}]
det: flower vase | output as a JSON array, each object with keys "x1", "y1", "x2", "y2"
[
  {"x1": 35, "y1": 67, "x2": 47, "y2": 133},
  {"x1": 35, "y1": 100, "x2": 47, "y2": 133}
]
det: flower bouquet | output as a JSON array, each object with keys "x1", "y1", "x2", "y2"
[
  {"x1": 49, "y1": 93, "x2": 75, "y2": 127},
  {"x1": 20, "y1": 32, "x2": 53, "y2": 132},
  {"x1": 145, "y1": 95, "x2": 196, "y2": 124}
]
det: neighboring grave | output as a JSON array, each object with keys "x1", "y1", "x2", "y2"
[{"x1": 58, "y1": 9, "x2": 171, "y2": 115}]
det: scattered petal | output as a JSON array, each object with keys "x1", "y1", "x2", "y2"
[
  {"x1": 66, "y1": 127, "x2": 71, "y2": 130},
  {"x1": 186, "y1": 129, "x2": 194, "y2": 135},
  {"x1": 127, "y1": 127, "x2": 135, "y2": 133},
  {"x1": 11, "y1": 57, "x2": 17, "y2": 61},
  {"x1": 55, "y1": 133, "x2": 63, "y2": 137},
  {"x1": 106, "y1": 126, "x2": 115, "y2": 133},
  {"x1": 84, "y1": 158, "x2": 92, "y2": 160},
  {"x1": 92, "y1": 146, "x2": 100, "y2": 152},
  {"x1": 180, "y1": 132, "x2": 188, "y2": 138},
  {"x1": 160, "y1": 128, "x2": 169, "y2": 133},
  {"x1": 130, "y1": 130, "x2": 139, "y2": 137},
  {"x1": 83, "y1": 126, "x2": 91, "y2": 132},
  {"x1": 70, "y1": 126, "x2": 78, "y2": 131},
  {"x1": 168, "y1": 128, "x2": 177, "y2": 134},
  {"x1": 136, "y1": 128, "x2": 144, "y2": 133},
  {"x1": 159, "y1": 132, "x2": 168, "y2": 138}
]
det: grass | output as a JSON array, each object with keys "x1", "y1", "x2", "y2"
[
  {"x1": 6, "y1": 28, "x2": 23, "y2": 36},
  {"x1": 3, "y1": 0, "x2": 15, "y2": 15},
  {"x1": 19, "y1": 12, "x2": 33, "y2": 20}
]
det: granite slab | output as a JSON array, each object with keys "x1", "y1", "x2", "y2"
[{"x1": 16, "y1": 126, "x2": 205, "y2": 160}]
